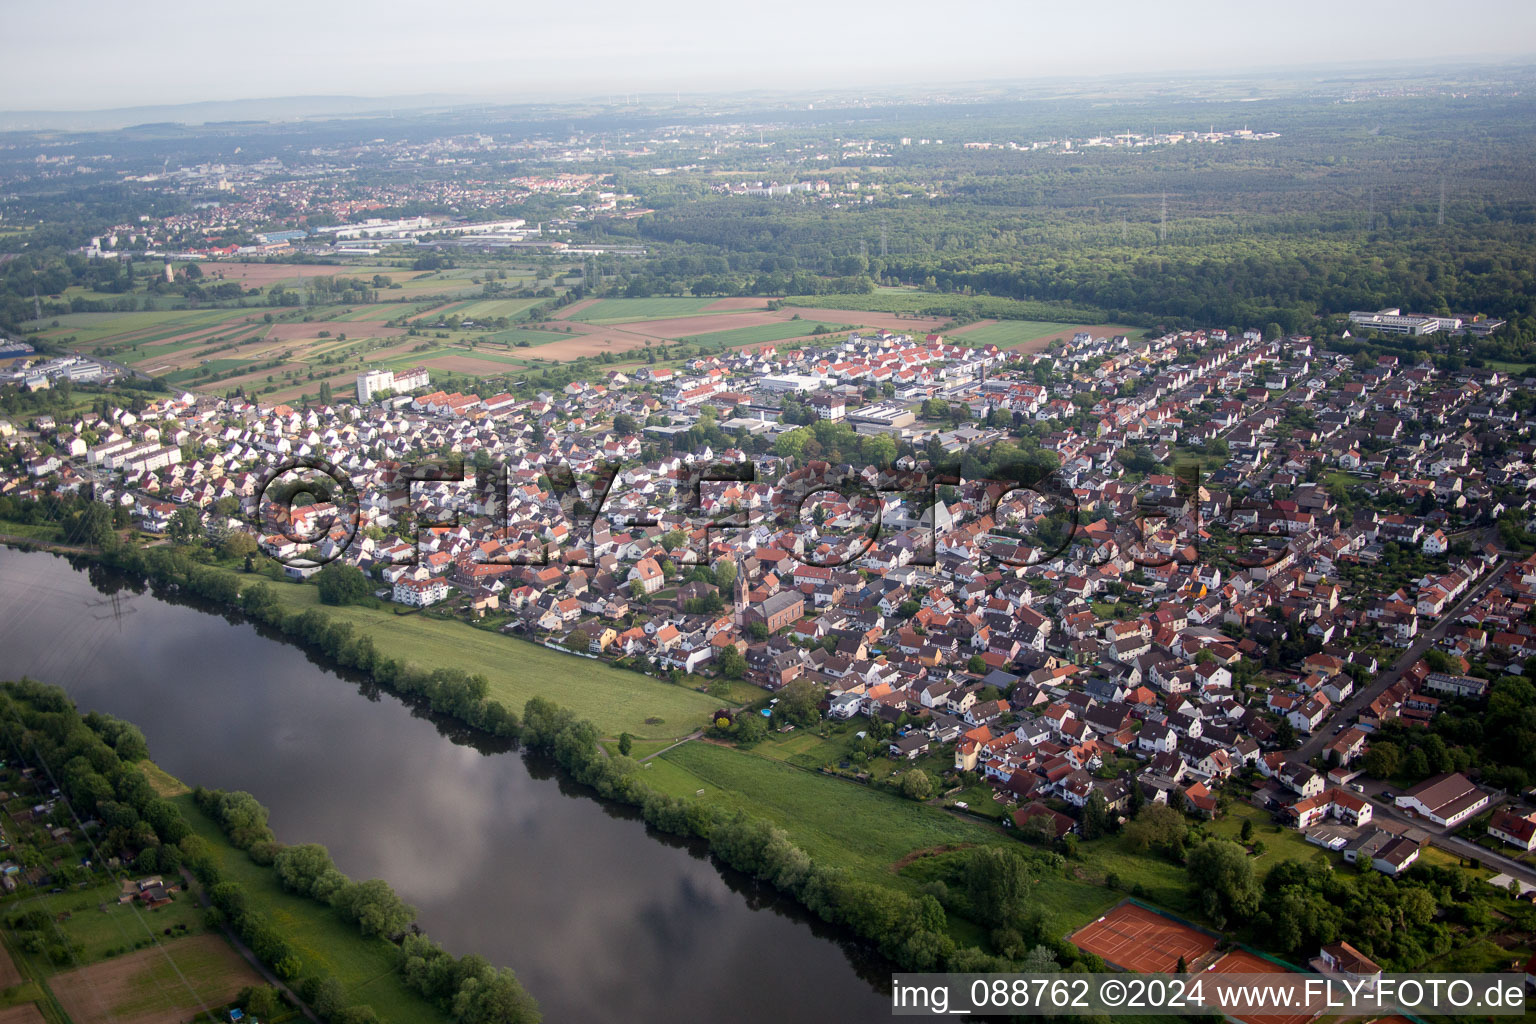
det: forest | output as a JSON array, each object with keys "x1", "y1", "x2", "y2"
[{"x1": 592, "y1": 93, "x2": 1536, "y2": 355}]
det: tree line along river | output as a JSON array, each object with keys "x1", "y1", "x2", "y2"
[{"x1": 0, "y1": 545, "x2": 893, "y2": 1022}]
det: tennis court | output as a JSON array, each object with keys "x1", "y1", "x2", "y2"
[
  {"x1": 1206, "y1": 949, "x2": 1316, "y2": 1024},
  {"x1": 1069, "y1": 902, "x2": 1218, "y2": 973}
]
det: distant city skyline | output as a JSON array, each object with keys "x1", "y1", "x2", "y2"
[{"x1": 5, "y1": 0, "x2": 1536, "y2": 113}]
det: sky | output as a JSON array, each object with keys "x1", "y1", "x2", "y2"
[{"x1": 4, "y1": 0, "x2": 1536, "y2": 112}]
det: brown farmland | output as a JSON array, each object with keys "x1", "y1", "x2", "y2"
[
  {"x1": 701, "y1": 297, "x2": 773, "y2": 312},
  {"x1": 50, "y1": 933, "x2": 264, "y2": 1024},
  {"x1": 0, "y1": 1006, "x2": 47, "y2": 1024}
]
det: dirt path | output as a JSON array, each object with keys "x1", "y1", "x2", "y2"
[
  {"x1": 179, "y1": 867, "x2": 321, "y2": 1023},
  {"x1": 638, "y1": 730, "x2": 703, "y2": 762}
]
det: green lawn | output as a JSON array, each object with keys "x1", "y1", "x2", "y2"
[
  {"x1": 1075, "y1": 834, "x2": 1192, "y2": 914},
  {"x1": 1073, "y1": 801, "x2": 1343, "y2": 924},
  {"x1": 418, "y1": 348, "x2": 530, "y2": 368},
  {"x1": 944, "y1": 783, "x2": 1010, "y2": 821},
  {"x1": 258, "y1": 578, "x2": 727, "y2": 739},
  {"x1": 600, "y1": 737, "x2": 674, "y2": 760},
  {"x1": 1203, "y1": 802, "x2": 1338, "y2": 873},
  {"x1": 390, "y1": 269, "x2": 497, "y2": 297},
  {"x1": 898, "y1": 846, "x2": 1121, "y2": 939},
  {"x1": 173, "y1": 794, "x2": 453, "y2": 1024},
  {"x1": 747, "y1": 728, "x2": 852, "y2": 769}
]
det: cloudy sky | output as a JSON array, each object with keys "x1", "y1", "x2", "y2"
[{"x1": 4, "y1": 0, "x2": 1535, "y2": 111}]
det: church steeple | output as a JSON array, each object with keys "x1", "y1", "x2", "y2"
[{"x1": 732, "y1": 561, "x2": 746, "y2": 629}]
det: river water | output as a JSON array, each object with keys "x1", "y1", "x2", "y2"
[{"x1": 0, "y1": 546, "x2": 892, "y2": 1022}]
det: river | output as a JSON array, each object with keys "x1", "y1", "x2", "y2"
[{"x1": 0, "y1": 546, "x2": 893, "y2": 1022}]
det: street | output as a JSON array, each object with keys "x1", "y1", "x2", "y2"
[{"x1": 1295, "y1": 554, "x2": 1509, "y2": 762}]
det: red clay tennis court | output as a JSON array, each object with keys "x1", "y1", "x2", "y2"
[
  {"x1": 1069, "y1": 902, "x2": 1218, "y2": 973},
  {"x1": 1206, "y1": 949, "x2": 1315, "y2": 1024}
]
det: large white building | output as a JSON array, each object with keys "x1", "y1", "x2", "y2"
[
  {"x1": 1348, "y1": 309, "x2": 1461, "y2": 336},
  {"x1": 1394, "y1": 772, "x2": 1489, "y2": 827},
  {"x1": 393, "y1": 577, "x2": 448, "y2": 607},
  {"x1": 357, "y1": 367, "x2": 429, "y2": 403},
  {"x1": 393, "y1": 366, "x2": 430, "y2": 392},
  {"x1": 357, "y1": 369, "x2": 395, "y2": 403}
]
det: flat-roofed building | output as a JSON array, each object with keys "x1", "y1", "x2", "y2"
[{"x1": 357, "y1": 368, "x2": 395, "y2": 403}]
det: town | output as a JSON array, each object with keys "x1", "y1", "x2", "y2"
[
  {"x1": 8, "y1": 314, "x2": 1536, "y2": 904},
  {"x1": 6, "y1": 43, "x2": 1536, "y2": 1022}
]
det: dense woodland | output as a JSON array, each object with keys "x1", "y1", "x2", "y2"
[{"x1": 587, "y1": 93, "x2": 1536, "y2": 354}]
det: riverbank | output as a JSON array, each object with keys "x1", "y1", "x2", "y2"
[
  {"x1": 173, "y1": 792, "x2": 457, "y2": 1024},
  {"x1": 0, "y1": 536, "x2": 1118, "y2": 970},
  {"x1": 0, "y1": 678, "x2": 539, "y2": 1024},
  {"x1": 0, "y1": 546, "x2": 899, "y2": 1021},
  {"x1": 2, "y1": 523, "x2": 752, "y2": 742},
  {"x1": 256, "y1": 575, "x2": 749, "y2": 740}
]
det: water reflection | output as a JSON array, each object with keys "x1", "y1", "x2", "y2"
[{"x1": 0, "y1": 547, "x2": 893, "y2": 1022}]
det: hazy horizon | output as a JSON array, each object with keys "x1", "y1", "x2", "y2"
[{"x1": 5, "y1": 0, "x2": 1536, "y2": 115}]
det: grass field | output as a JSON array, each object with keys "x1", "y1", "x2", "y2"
[
  {"x1": 0, "y1": 521, "x2": 65, "y2": 543},
  {"x1": 330, "y1": 303, "x2": 419, "y2": 322},
  {"x1": 6, "y1": 881, "x2": 209, "y2": 973},
  {"x1": 160, "y1": 358, "x2": 251, "y2": 384},
  {"x1": 258, "y1": 577, "x2": 727, "y2": 739},
  {"x1": 681, "y1": 320, "x2": 846, "y2": 347},
  {"x1": 49, "y1": 932, "x2": 263, "y2": 1024},
  {"x1": 947, "y1": 320, "x2": 1080, "y2": 347},
  {"x1": 488, "y1": 327, "x2": 584, "y2": 347},
  {"x1": 655, "y1": 741, "x2": 992, "y2": 874},
  {"x1": 390, "y1": 269, "x2": 502, "y2": 297},
  {"x1": 651, "y1": 741, "x2": 1121, "y2": 931},
  {"x1": 780, "y1": 288, "x2": 1110, "y2": 322},
  {"x1": 565, "y1": 297, "x2": 720, "y2": 323},
  {"x1": 452, "y1": 298, "x2": 543, "y2": 320},
  {"x1": 173, "y1": 794, "x2": 452, "y2": 1024},
  {"x1": 28, "y1": 309, "x2": 259, "y2": 352}
]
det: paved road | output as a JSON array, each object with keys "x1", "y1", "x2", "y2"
[
  {"x1": 1354, "y1": 793, "x2": 1536, "y2": 887},
  {"x1": 1295, "y1": 556, "x2": 1509, "y2": 762}
]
